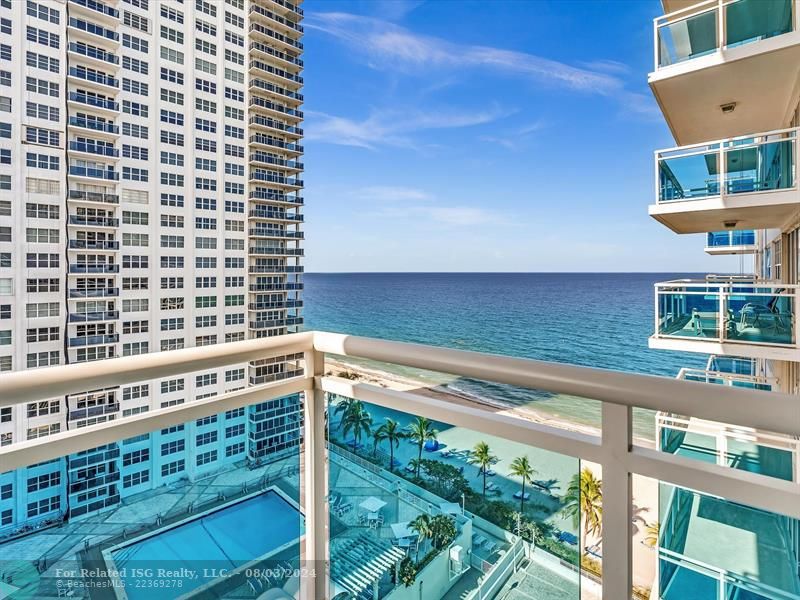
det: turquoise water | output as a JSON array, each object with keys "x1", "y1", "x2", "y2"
[
  {"x1": 304, "y1": 273, "x2": 709, "y2": 439},
  {"x1": 111, "y1": 491, "x2": 300, "y2": 599}
]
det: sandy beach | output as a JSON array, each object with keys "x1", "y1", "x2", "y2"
[{"x1": 325, "y1": 357, "x2": 660, "y2": 593}]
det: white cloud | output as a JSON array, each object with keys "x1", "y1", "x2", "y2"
[
  {"x1": 305, "y1": 105, "x2": 510, "y2": 149},
  {"x1": 352, "y1": 186, "x2": 432, "y2": 202},
  {"x1": 306, "y1": 12, "x2": 624, "y2": 94}
]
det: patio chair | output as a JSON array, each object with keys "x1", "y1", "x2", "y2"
[{"x1": 484, "y1": 541, "x2": 497, "y2": 555}]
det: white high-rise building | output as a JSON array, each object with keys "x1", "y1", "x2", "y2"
[{"x1": 0, "y1": 0, "x2": 304, "y2": 528}]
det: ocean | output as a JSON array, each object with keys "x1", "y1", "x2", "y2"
[{"x1": 302, "y1": 273, "x2": 708, "y2": 440}]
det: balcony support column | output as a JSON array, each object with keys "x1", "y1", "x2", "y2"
[
  {"x1": 302, "y1": 349, "x2": 328, "y2": 600},
  {"x1": 600, "y1": 402, "x2": 632, "y2": 600}
]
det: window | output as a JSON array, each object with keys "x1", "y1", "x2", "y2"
[
  {"x1": 123, "y1": 470, "x2": 149, "y2": 488},
  {"x1": 195, "y1": 77, "x2": 216, "y2": 94},
  {"x1": 122, "y1": 55, "x2": 148, "y2": 74},
  {"x1": 196, "y1": 0, "x2": 217, "y2": 18},
  {"x1": 122, "y1": 100, "x2": 148, "y2": 117},
  {"x1": 123, "y1": 341, "x2": 148, "y2": 356},
  {"x1": 25, "y1": 51, "x2": 59, "y2": 73},
  {"x1": 161, "y1": 193, "x2": 184, "y2": 207},
  {"x1": 27, "y1": 1, "x2": 59, "y2": 24},
  {"x1": 123, "y1": 384, "x2": 149, "y2": 401},
  {"x1": 160, "y1": 109, "x2": 183, "y2": 126},
  {"x1": 196, "y1": 450, "x2": 217, "y2": 466},
  {"x1": 196, "y1": 138, "x2": 216, "y2": 153},
  {"x1": 160, "y1": 67, "x2": 183, "y2": 85},
  {"x1": 160, "y1": 25, "x2": 183, "y2": 44},
  {"x1": 26, "y1": 76, "x2": 58, "y2": 97},
  {"x1": 123, "y1": 11, "x2": 149, "y2": 33},
  {"x1": 161, "y1": 460, "x2": 185, "y2": 476},
  {"x1": 196, "y1": 19, "x2": 215, "y2": 36},
  {"x1": 27, "y1": 351, "x2": 59, "y2": 368},
  {"x1": 26, "y1": 26, "x2": 59, "y2": 49},
  {"x1": 26, "y1": 101, "x2": 58, "y2": 121},
  {"x1": 122, "y1": 78, "x2": 148, "y2": 96},
  {"x1": 160, "y1": 88, "x2": 184, "y2": 106},
  {"x1": 122, "y1": 33, "x2": 148, "y2": 53}
]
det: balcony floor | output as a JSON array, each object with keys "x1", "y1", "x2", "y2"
[{"x1": 662, "y1": 493, "x2": 800, "y2": 597}]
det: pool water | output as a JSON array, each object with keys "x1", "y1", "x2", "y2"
[{"x1": 110, "y1": 491, "x2": 301, "y2": 600}]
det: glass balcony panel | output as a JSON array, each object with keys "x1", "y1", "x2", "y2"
[
  {"x1": 657, "y1": 290, "x2": 720, "y2": 339},
  {"x1": 725, "y1": 438, "x2": 794, "y2": 480},
  {"x1": 707, "y1": 355, "x2": 756, "y2": 375},
  {"x1": 658, "y1": 9, "x2": 718, "y2": 67},
  {"x1": 726, "y1": 0, "x2": 793, "y2": 47},
  {"x1": 658, "y1": 485, "x2": 800, "y2": 599},
  {"x1": 0, "y1": 397, "x2": 303, "y2": 599},
  {"x1": 724, "y1": 139, "x2": 795, "y2": 194},
  {"x1": 724, "y1": 288, "x2": 794, "y2": 345},
  {"x1": 326, "y1": 394, "x2": 581, "y2": 600},
  {"x1": 706, "y1": 230, "x2": 756, "y2": 247},
  {"x1": 658, "y1": 151, "x2": 719, "y2": 201}
]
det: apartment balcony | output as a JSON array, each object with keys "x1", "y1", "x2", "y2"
[
  {"x1": 68, "y1": 116, "x2": 119, "y2": 138},
  {"x1": 68, "y1": 189, "x2": 119, "y2": 205},
  {"x1": 249, "y1": 118, "x2": 304, "y2": 141},
  {"x1": 248, "y1": 60, "x2": 304, "y2": 89},
  {"x1": 650, "y1": 0, "x2": 800, "y2": 145},
  {"x1": 250, "y1": 208, "x2": 304, "y2": 221},
  {"x1": 68, "y1": 402, "x2": 120, "y2": 423},
  {"x1": 249, "y1": 283, "x2": 304, "y2": 292},
  {"x1": 68, "y1": 333, "x2": 119, "y2": 347},
  {"x1": 248, "y1": 300, "x2": 304, "y2": 311},
  {"x1": 68, "y1": 288, "x2": 119, "y2": 299},
  {"x1": 249, "y1": 78, "x2": 304, "y2": 104},
  {"x1": 249, "y1": 136, "x2": 304, "y2": 157},
  {"x1": 259, "y1": 0, "x2": 304, "y2": 18},
  {"x1": 68, "y1": 310, "x2": 119, "y2": 322},
  {"x1": 249, "y1": 170, "x2": 303, "y2": 189},
  {"x1": 249, "y1": 229, "x2": 304, "y2": 240},
  {"x1": 69, "y1": 264, "x2": 119, "y2": 274},
  {"x1": 675, "y1": 366, "x2": 774, "y2": 390},
  {"x1": 67, "y1": 67, "x2": 119, "y2": 93},
  {"x1": 248, "y1": 316, "x2": 303, "y2": 329},
  {"x1": 68, "y1": 0, "x2": 120, "y2": 24},
  {"x1": 704, "y1": 229, "x2": 757, "y2": 254},
  {"x1": 68, "y1": 215, "x2": 119, "y2": 228},
  {"x1": 68, "y1": 240, "x2": 119, "y2": 251},
  {"x1": 67, "y1": 42, "x2": 120, "y2": 70},
  {"x1": 249, "y1": 96, "x2": 304, "y2": 122},
  {"x1": 250, "y1": 153, "x2": 304, "y2": 172},
  {"x1": 67, "y1": 17, "x2": 120, "y2": 47},
  {"x1": 0, "y1": 332, "x2": 796, "y2": 600},
  {"x1": 248, "y1": 265, "x2": 304, "y2": 274},
  {"x1": 68, "y1": 166, "x2": 119, "y2": 182},
  {"x1": 249, "y1": 4, "x2": 304, "y2": 35},
  {"x1": 651, "y1": 278, "x2": 799, "y2": 360},
  {"x1": 68, "y1": 141, "x2": 119, "y2": 161},
  {"x1": 67, "y1": 92, "x2": 120, "y2": 115},
  {"x1": 649, "y1": 127, "x2": 799, "y2": 233},
  {"x1": 249, "y1": 41, "x2": 304, "y2": 71},
  {"x1": 249, "y1": 23, "x2": 304, "y2": 53},
  {"x1": 248, "y1": 246, "x2": 304, "y2": 256}
]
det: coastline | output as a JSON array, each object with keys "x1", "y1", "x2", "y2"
[{"x1": 326, "y1": 357, "x2": 656, "y2": 449}]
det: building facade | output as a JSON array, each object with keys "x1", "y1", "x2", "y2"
[
  {"x1": 0, "y1": 0, "x2": 304, "y2": 530},
  {"x1": 648, "y1": 0, "x2": 800, "y2": 597}
]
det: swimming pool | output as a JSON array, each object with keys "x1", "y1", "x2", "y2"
[{"x1": 109, "y1": 490, "x2": 301, "y2": 600}]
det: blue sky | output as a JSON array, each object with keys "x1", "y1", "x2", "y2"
[{"x1": 301, "y1": 0, "x2": 743, "y2": 272}]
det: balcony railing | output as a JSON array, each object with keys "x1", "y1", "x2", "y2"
[
  {"x1": 68, "y1": 215, "x2": 119, "y2": 227},
  {"x1": 655, "y1": 126, "x2": 798, "y2": 203},
  {"x1": 0, "y1": 332, "x2": 796, "y2": 600},
  {"x1": 654, "y1": 0, "x2": 796, "y2": 70},
  {"x1": 68, "y1": 310, "x2": 119, "y2": 322},
  {"x1": 654, "y1": 278, "x2": 799, "y2": 347},
  {"x1": 68, "y1": 166, "x2": 119, "y2": 181},
  {"x1": 675, "y1": 366, "x2": 774, "y2": 390},
  {"x1": 68, "y1": 240, "x2": 119, "y2": 250},
  {"x1": 68, "y1": 17, "x2": 119, "y2": 42},
  {"x1": 706, "y1": 230, "x2": 756, "y2": 248},
  {"x1": 68, "y1": 141, "x2": 119, "y2": 158},
  {"x1": 68, "y1": 117, "x2": 119, "y2": 135},
  {"x1": 69, "y1": 263, "x2": 118, "y2": 273},
  {"x1": 68, "y1": 67, "x2": 119, "y2": 89},
  {"x1": 68, "y1": 189, "x2": 119, "y2": 204},
  {"x1": 67, "y1": 42, "x2": 119, "y2": 65},
  {"x1": 70, "y1": 0, "x2": 120, "y2": 19},
  {"x1": 68, "y1": 288, "x2": 119, "y2": 298},
  {"x1": 68, "y1": 333, "x2": 119, "y2": 347},
  {"x1": 68, "y1": 92, "x2": 119, "y2": 112}
]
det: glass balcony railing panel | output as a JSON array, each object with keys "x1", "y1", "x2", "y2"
[
  {"x1": 657, "y1": 7, "x2": 718, "y2": 67},
  {"x1": 326, "y1": 394, "x2": 581, "y2": 600},
  {"x1": 724, "y1": 138, "x2": 795, "y2": 194},
  {"x1": 707, "y1": 355, "x2": 756, "y2": 375},
  {"x1": 658, "y1": 150, "x2": 720, "y2": 201},
  {"x1": 658, "y1": 485, "x2": 800, "y2": 599},
  {"x1": 724, "y1": 287, "x2": 795, "y2": 345},
  {"x1": 0, "y1": 396, "x2": 303, "y2": 599},
  {"x1": 726, "y1": 0, "x2": 794, "y2": 48},
  {"x1": 706, "y1": 230, "x2": 756, "y2": 247},
  {"x1": 657, "y1": 288, "x2": 721, "y2": 339}
]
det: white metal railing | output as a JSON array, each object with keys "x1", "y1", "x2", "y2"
[
  {"x1": 654, "y1": 279, "x2": 800, "y2": 348},
  {"x1": 654, "y1": 126, "x2": 799, "y2": 204},
  {"x1": 653, "y1": 0, "x2": 799, "y2": 71},
  {"x1": 675, "y1": 367, "x2": 775, "y2": 389},
  {"x1": 0, "y1": 331, "x2": 799, "y2": 600}
]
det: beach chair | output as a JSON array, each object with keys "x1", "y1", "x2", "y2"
[{"x1": 484, "y1": 541, "x2": 497, "y2": 555}]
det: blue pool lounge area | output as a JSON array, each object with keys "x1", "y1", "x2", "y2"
[{"x1": 106, "y1": 489, "x2": 301, "y2": 600}]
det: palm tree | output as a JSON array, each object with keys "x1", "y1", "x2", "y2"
[
  {"x1": 409, "y1": 513, "x2": 432, "y2": 562},
  {"x1": 332, "y1": 396, "x2": 358, "y2": 431},
  {"x1": 429, "y1": 514, "x2": 457, "y2": 550},
  {"x1": 406, "y1": 417, "x2": 437, "y2": 478},
  {"x1": 340, "y1": 400, "x2": 372, "y2": 452},
  {"x1": 561, "y1": 467, "x2": 603, "y2": 549},
  {"x1": 375, "y1": 418, "x2": 406, "y2": 471},
  {"x1": 469, "y1": 441, "x2": 495, "y2": 497},
  {"x1": 644, "y1": 521, "x2": 660, "y2": 548},
  {"x1": 509, "y1": 455, "x2": 537, "y2": 513},
  {"x1": 371, "y1": 429, "x2": 381, "y2": 457}
]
